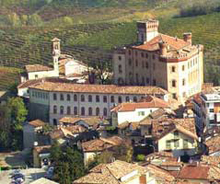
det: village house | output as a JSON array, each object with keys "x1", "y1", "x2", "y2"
[
  {"x1": 113, "y1": 19, "x2": 204, "y2": 103},
  {"x1": 26, "y1": 80, "x2": 169, "y2": 125},
  {"x1": 111, "y1": 95, "x2": 171, "y2": 127},
  {"x1": 73, "y1": 160, "x2": 147, "y2": 184},
  {"x1": 140, "y1": 118, "x2": 199, "y2": 158},
  {"x1": 33, "y1": 145, "x2": 51, "y2": 168},
  {"x1": 81, "y1": 136, "x2": 124, "y2": 165}
]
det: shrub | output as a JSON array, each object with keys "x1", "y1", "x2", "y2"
[{"x1": 136, "y1": 154, "x2": 145, "y2": 161}]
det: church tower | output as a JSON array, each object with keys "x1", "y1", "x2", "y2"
[{"x1": 51, "y1": 37, "x2": 61, "y2": 76}]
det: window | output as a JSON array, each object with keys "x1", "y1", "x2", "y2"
[
  {"x1": 88, "y1": 95, "x2": 92, "y2": 102},
  {"x1": 171, "y1": 66, "x2": 175, "y2": 72},
  {"x1": 138, "y1": 111, "x2": 145, "y2": 116},
  {"x1": 136, "y1": 60, "x2": 138, "y2": 67},
  {"x1": 60, "y1": 106, "x2": 64, "y2": 114},
  {"x1": 96, "y1": 95, "x2": 100, "y2": 102},
  {"x1": 182, "y1": 79, "x2": 185, "y2": 86},
  {"x1": 81, "y1": 95, "x2": 85, "y2": 102},
  {"x1": 35, "y1": 75, "x2": 38, "y2": 79},
  {"x1": 172, "y1": 80, "x2": 176, "y2": 87},
  {"x1": 166, "y1": 141, "x2": 171, "y2": 149},
  {"x1": 146, "y1": 62, "x2": 149, "y2": 69},
  {"x1": 67, "y1": 106, "x2": 71, "y2": 115},
  {"x1": 103, "y1": 96, "x2": 107, "y2": 103},
  {"x1": 146, "y1": 78, "x2": 149, "y2": 84},
  {"x1": 129, "y1": 50, "x2": 131, "y2": 55},
  {"x1": 53, "y1": 119, "x2": 57, "y2": 126},
  {"x1": 172, "y1": 93, "x2": 177, "y2": 99},
  {"x1": 53, "y1": 105, "x2": 57, "y2": 114},
  {"x1": 152, "y1": 54, "x2": 155, "y2": 60},
  {"x1": 60, "y1": 94, "x2": 64, "y2": 101},
  {"x1": 182, "y1": 65, "x2": 185, "y2": 71},
  {"x1": 111, "y1": 96, "x2": 115, "y2": 103},
  {"x1": 129, "y1": 58, "x2": 132, "y2": 66},
  {"x1": 183, "y1": 139, "x2": 188, "y2": 148},
  {"x1": 89, "y1": 107, "x2": 93, "y2": 116},
  {"x1": 118, "y1": 56, "x2": 121, "y2": 60},
  {"x1": 141, "y1": 52, "x2": 144, "y2": 57},
  {"x1": 118, "y1": 65, "x2": 122, "y2": 73},
  {"x1": 136, "y1": 73, "x2": 139, "y2": 84},
  {"x1": 74, "y1": 107, "x2": 78, "y2": 115},
  {"x1": 103, "y1": 108, "x2": 108, "y2": 116},
  {"x1": 146, "y1": 53, "x2": 148, "y2": 58},
  {"x1": 133, "y1": 96, "x2": 137, "y2": 102},
  {"x1": 210, "y1": 109, "x2": 214, "y2": 113},
  {"x1": 153, "y1": 79, "x2": 156, "y2": 86},
  {"x1": 126, "y1": 96, "x2": 130, "y2": 102},
  {"x1": 67, "y1": 94, "x2": 71, "y2": 101},
  {"x1": 74, "y1": 94, "x2": 77, "y2": 101},
  {"x1": 53, "y1": 93, "x2": 57, "y2": 100},
  {"x1": 174, "y1": 131, "x2": 179, "y2": 139},
  {"x1": 174, "y1": 140, "x2": 179, "y2": 148},
  {"x1": 96, "y1": 107, "x2": 100, "y2": 116},
  {"x1": 81, "y1": 107, "x2": 85, "y2": 116},
  {"x1": 118, "y1": 96, "x2": 122, "y2": 103}
]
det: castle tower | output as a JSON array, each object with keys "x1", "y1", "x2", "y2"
[
  {"x1": 137, "y1": 19, "x2": 159, "y2": 44},
  {"x1": 51, "y1": 37, "x2": 61, "y2": 75}
]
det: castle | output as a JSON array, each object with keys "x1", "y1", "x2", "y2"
[{"x1": 113, "y1": 19, "x2": 204, "y2": 102}]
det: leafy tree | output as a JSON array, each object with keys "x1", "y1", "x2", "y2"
[{"x1": 50, "y1": 140, "x2": 62, "y2": 163}]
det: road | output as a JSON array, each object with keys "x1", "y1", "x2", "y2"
[{"x1": 0, "y1": 168, "x2": 46, "y2": 184}]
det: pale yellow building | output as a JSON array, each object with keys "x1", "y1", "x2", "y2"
[{"x1": 113, "y1": 19, "x2": 204, "y2": 103}]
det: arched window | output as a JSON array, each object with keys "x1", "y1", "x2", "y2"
[
  {"x1": 67, "y1": 94, "x2": 71, "y2": 101},
  {"x1": 74, "y1": 94, "x2": 77, "y2": 101},
  {"x1": 118, "y1": 96, "x2": 122, "y2": 103},
  {"x1": 129, "y1": 58, "x2": 132, "y2": 66},
  {"x1": 81, "y1": 95, "x2": 85, "y2": 102},
  {"x1": 126, "y1": 96, "x2": 130, "y2": 102},
  {"x1": 88, "y1": 95, "x2": 92, "y2": 102},
  {"x1": 133, "y1": 96, "x2": 137, "y2": 102},
  {"x1": 89, "y1": 107, "x2": 93, "y2": 116},
  {"x1": 53, "y1": 105, "x2": 57, "y2": 114},
  {"x1": 67, "y1": 106, "x2": 71, "y2": 115},
  {"x1": 103, "y1": 96, "x2": 107, "y2": 103},
  {"x1": 60, "y1": 94, "x2": 64, "y2": 101},
  {"x1": 172, "y1": 80, "x2": 176, "y2": 87},
  {"x1": 111, "y1": 96, "x2": 115, "y2": 103},
  {"x1": 74, "y1": 107, "x2": 77, "y2": 115},
  {"x1": 81, "y1": 107, "x2": 85, "y2": 116},
  {"x1": 96, "y1": 95, "x2": 100, "y2": 102},
  {"x1": 118, "y1": 65, "x2": 122, "y2": 73},
  {"x1": 103, "y1": 108, "x2": 108, "y2": 117},
  {"x1": 60, "y1": 106, "x2": 64, "y2": 114},
  {"x1": 146, "y1": 62, "x2": 149, "y2": 69},
  {"x1": 96, "y1": 107, "x2": 100, "y2": 116}
]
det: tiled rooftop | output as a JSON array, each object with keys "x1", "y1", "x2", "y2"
[
  {"x1": 29, "y1": 81, "x2": 168, "y2": 95},
  {"x1": 205, "y1": 135, "x2": 220, "y2": 154},
  {"x1": 25, "y1": 64, "x2": 53, "y2": 73},
  {"x1": 29, "y1": 119, "x2": 45, "y2": 127}
]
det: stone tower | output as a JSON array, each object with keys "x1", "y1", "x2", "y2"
[
  {"x1": 137, "y1": 19, "x2": 159, "y2": 44},
  {"x1": 51, "y1": 37, "x2": 60, "y2": 75}
]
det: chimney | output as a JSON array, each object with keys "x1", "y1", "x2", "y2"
[
  {"x1": 137, "y1": 19, "x2": 159, "y2": 44},
  {"x1": 159, "y1": 41, "x2": 167, "y2": 56},
  {"x1": 183, "y1": 33, "x2": 192, "y2": 45}
]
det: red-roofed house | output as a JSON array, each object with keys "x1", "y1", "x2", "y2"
[{"x1": 111, "y1": 95, "x2": 170, "y2": 126}]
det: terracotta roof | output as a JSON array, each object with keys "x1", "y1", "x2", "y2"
[
  {"x1": 111, "y1": 96, "x2": 169, "y2": 112},
  {"x1": 133, "y1": 34, "x2": 189, "y2": 51},
  {"x1": 82, "y1": 136, "x2": 123, "y2": 152},
  {"x1": 29, "y1": 119, "x2": 45, "y2": 127},
  {"x1": 34, "y1": 145, "x2": 51, "y2": 154},
  {"x1": 151, "y1": 118, "x2": 198, "y2": 141},
  {"x1": 17, "y1": 78, "x2": 43, "y2": 89},
  {"x1": 201, "y1": 155, "x2": 220, "y2": 166},
  {"x1": 205, "y1": 135, "x2": 220, "y2": 154},
  {"x1": 160, "y1": 161, "x2": 183, "y2": 167},
  {"x1": 30, "y1": 177, "x2": 58, "y2": 184},
  {"x1": 59, "y1": 116, "x2": 103, "y2": 126},
  {"x1": 146, "y1": 164, "x2": 175, "y2": 183},
  {"x1": 117, "y1": 121, "x2": 130, "y2": 129},
  {"x1": 73, "y1": 160, "x2": 146, "y2": 184},
  {"x1": 29, "y1": 81, "x2": 168, "y2": 95},
  {"x1": 178, "y1": 164, "x2": 220, "y2": 181},
  {"x1": 25, "y1": 64, "x2": 53, "y2": 73},
  {"x1": 50, "y1": 127, "x2": 74, "y2": 139}
]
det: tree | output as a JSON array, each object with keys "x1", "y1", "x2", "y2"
[
  {"x1": 50, "y1": 140, "x2": 62, "y2": 163},
  {"x1": 8, "y1": 97, "x2": 28, "y2": 126}
]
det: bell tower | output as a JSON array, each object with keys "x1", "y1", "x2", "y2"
[{"x1": 51, "y1": 38, "x2": 61, "y2": 75}]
